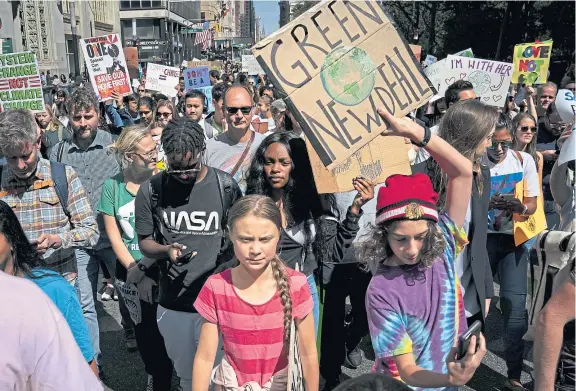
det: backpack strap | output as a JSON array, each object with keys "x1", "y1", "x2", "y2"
[
  {"x1": 56, "y1": 141, "x2": 65, "y2": 163},
  {"x1": 214, "y1": 168, "x2": 241, "y2": 253},
  {"x1": 50, "y1": 162, "x2": 69, "y2": 217}
]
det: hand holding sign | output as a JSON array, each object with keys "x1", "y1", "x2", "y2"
[{"x1": 377, "y1": 107, "x2": 425, "y2": 142}]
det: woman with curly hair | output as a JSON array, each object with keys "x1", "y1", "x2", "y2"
[
  {"x1": 245, "y1": 132, "x2": 375, "y2": 335},
  {"x1": 360, "y1": 108, "x2": 486, "y2": 389}
]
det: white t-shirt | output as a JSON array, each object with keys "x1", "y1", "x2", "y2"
[
  {"x1": 0, "y1": 272, "x2": 103, "y2": 391},
  {"x1": 411, "y1": 125, "x2": 439, "y2": 165},
  {"x1": 483, "y1": 150, "x2": 540, "y2": 234}
]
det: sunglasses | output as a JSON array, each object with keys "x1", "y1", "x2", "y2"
[
  {"x1": 157, "y1": 112, "x2": 171, "y2": 118},
  {"x1": 519, "y1": 125, "x2": 537, "y2": 133},
  {"x1": 226, "y1": 106, "x2": 252, "y2": 115},
  {"x1": 166, "y1": 155, "x2": 203, "y2": 176},
  {"x1": 489, "y1": 140, "x2": 512, "y2": 150}
]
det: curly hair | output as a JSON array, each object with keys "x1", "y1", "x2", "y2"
[
  {"x1": 245, "y1": 132, "x2": 337, "y2": 269},
  {"x1": 357, "y1": 220, "x2": 446, "y2": 281},
  {"x1": 67, "y1": 87, "x2": 99, "y2": 116}
]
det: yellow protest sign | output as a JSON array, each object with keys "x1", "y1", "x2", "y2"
[{"x1": 512, "y1": 40, "x2": 553, "y2": 85}]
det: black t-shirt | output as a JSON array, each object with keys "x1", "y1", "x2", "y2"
[{"x1": 135, "y1": 167, "x2": 224, "y2": 312}]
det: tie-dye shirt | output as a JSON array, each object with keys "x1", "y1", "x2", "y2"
[{"x1": 366, "y1": 212, "x2": 468, "y2": 391}]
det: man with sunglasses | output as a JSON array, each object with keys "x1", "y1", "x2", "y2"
[
  {"x1": 135, "y1": 117, "x2": 241, "y2": 390},
  {"x1": 203, "y1": 84, "x2": 266, "y2": 193}
]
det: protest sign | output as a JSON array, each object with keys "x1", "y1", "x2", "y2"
[
  {"x1": 116, "y1": 281, "x2": 141, "y2": 325},
  {"x1": 438, "y1": 55, "x2": 513, "y2": 107},
  {"x1": 308, "y1": 135, "x2": 411, "y2": 194},
  {"x1": 555, "y1": 89, "x2": 575, "y2": 123},
  {"x1": 512, "y1": 41, "x2": 553, "y2": 84},
  {"x1": 453, "y1": 48, "x2": 474, "y2": 58},
  {"x1": 198, "y1": 85, "x2": 214, "y2": 112},
  {"x1": 409, "y1": 45, "x2": 422, "y2": 62},
  {"x1": 124, "y1": 47, "x2": 139, "y2": 79},
  {"x1": 242, "y1": 55, "x2": 265, "y2": 75},
  {"x1": 81, "y1": 34, "x2": 131, "y2": 101},
  {"x1": 146, "y1": 63, "x2": 180, "y2": 98},
  {"x1": 424, "y1": 55, "x2": 437, "y2": 66},
  {"x1": 252, "y1": 0, "x2": 434, "y2": 170},
  {"x1": 558, "y1": 127, "x2": 576, "y2": 167},
  {"x1": 423, "y1": 58, "x2": 448, "y2": 102},
  {"x1": 183, "y1": 66, "x2": 210, "y2": 90},
  {"x1": 0, "y1": 51, "x2": 44, "y2": 112}
]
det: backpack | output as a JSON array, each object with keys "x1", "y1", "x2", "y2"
[
  {"x1": 148, "y1": 168, "x2": 241, "y2": 254},
  {"x1": 0, "y1": 161, "x2": 69, "y2": 216}
]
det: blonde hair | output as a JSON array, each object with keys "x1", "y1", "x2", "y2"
[
  {"x1": 40, "y1": 104, "x2": 61, "y2": 132},
  {"x1": 156, "y1": 99, "x2": 174, "y2": 115},
  {"x1": 228, "y1": 195, "x2": 293, "y2": 346},
  {"x1": 109, "y1": 124, "x2": 150, "y2": 158}
]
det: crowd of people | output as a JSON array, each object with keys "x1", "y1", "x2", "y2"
[{"x1": 0, "y1": 52, "x2": 574, "y2": 391}]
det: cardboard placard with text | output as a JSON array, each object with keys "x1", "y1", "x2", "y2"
[
  {"x1": 242, "y1": 55, "x2": 264, "y2": 75},
  {"x1": 252, "y1": 0, "x2": 434, "y2": 170},
  {"x1": 183, "y1": 66, "x2": 210, "y2": 90},
  {"x1": 308, "y1": 135, "x2": 411, "y2": 194},
  {"x1": 512, "y1": 41, "x2": 553, "y2": 84},
  {"x1": 145, "y1": 63, "x2": 180, "y2": 98},
  {"x1": 0, "y1": 51, "x2": 45, "y2": 112},
  {"x1": 81, "y1": 34, "x2": 131, "y2": 101}
]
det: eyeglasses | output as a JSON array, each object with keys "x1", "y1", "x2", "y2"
[
  {"x1": 134, "y1": 149, "x2": 158, "y2": 161},
  {"x1": 166, "y1": 155, "x2": 203, "y2": 175},
  {"x1": 519, "y1": 125, "x2": 537, "y2": 133},
  {"x1": 226, "y1": 106, "x2": 252, "y2": 116},
  {"x1": 157, "y1": 111, "x2": 172, "y2": 118},
  {"x1": 488, "y1": 140, "x2": 512, "y2": 150}
]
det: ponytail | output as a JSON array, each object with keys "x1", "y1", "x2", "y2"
[{"x1": 270, "y1": 255, "x2": 292, "y2": 346}]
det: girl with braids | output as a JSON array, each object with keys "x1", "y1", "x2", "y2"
[
  {"x1": 245, "y1": 132, "x2": 375, "y2": 334},
  {"x1": 413, "y1": 99, "x2": 497, "y2": 324},
  {"x1": 192, "y1": 195, "x2": 319, "y2": 391}
]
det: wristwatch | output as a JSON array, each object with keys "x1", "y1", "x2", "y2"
[
  {"x1": 411, "y1": 125, "x2": 431, "y2": 148},
  {"x1": 137, "y1": 263, "x2": 148, "y2": 272}
]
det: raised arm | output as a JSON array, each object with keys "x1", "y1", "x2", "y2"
[{"x1": 377, "y1": 109, "x2": 473, "y2": 228}]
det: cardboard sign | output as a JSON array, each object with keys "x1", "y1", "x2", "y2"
[
  {"x1": 252, "y1": 0, "x2": 434, "y2": 170},
  {"x1": 512, "y1": 41, "x2": 553, "y2": 84},
  {"x1": 0, "y1": 51, "x2": 45, "y2": 112},
  {"x1": 308, "y1": 135, "x2": 411, "y2": 194},
  {"x1": 453, "y1": 48, "x2": 474, "y2": 58},
  {"x1": 423, "y1": 58, "x2": 448, "y2": 102},
  {"x1": 81, "y1": 34, "x2": 131, "y2": 101},
  {"x1": 116, "y1": 281, "x2": 141, "y2": 325},
  {"x1": 409, "y1": 44, "x2": 422, "y2": 62},
  {"x1": 146, "y1": 63, "x2": 179, "y2": 98},
  {"x1": 124, "y1": 47, "x2": 139, "y2": 80},
  {"x1": 555, "y1": 89, "x2": 576, "y2": 123},
  {"x1": 183, "y1": 66, "x2": 210, "y2": 90},
  {"x1": 443, "y1": 55, "x2": 513, "y2": 107},
  {"x1": 198, "y1": 85, "x2": 214, "y2": 112},
  {"x1": 242, "y1": 55, "x2": 264, "y2": 75}
]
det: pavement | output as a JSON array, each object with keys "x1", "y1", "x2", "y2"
[{"x1": 97, "y1": 285, "x2": 535, "y2": 391}]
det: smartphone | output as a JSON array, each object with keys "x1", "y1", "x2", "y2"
[
  {"x1": 500, "y1": 193, "x2": 515, "y2": 201},
  {"x1": 457, "y1": 320, "x2": 482, "y2": 359}
]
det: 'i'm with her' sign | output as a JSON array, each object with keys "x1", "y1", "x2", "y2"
[{"x1": 252, "y1": 0, "x2": 434, "y2": 170}]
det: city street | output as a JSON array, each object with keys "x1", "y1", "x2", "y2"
[{"x1": 98, "y1": 284, "x2": 535, "y2": 391}]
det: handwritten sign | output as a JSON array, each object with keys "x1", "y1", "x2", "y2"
[
  {"x1": 183, "y1": 66, "x2": 210, "y2": 90},
  {"x1": 423, "y1": 58, "x2": 448, "y2": 102},
  {"x1": 198, "y1": 85, "x2": 214, "y2": 112},
  {"x1": 252, "y1": 0, "x2": 434, "y2": 170},
  {"x1": 146, "y1": 63, "x2": 179, "y2": 98},
  {"x1": 116, "y1": 281, "x2": 141, "y2": 325},
  {"x1": 512, "y1": 41, "x2": 553, "y2": 84},
  {"x1": 453, "y1": 48, "x2": 474, "y2": 58},
  {"x1": 445, "y1": 55, "x2": 513, "y2": 107},
  {"x1": 242, "y1": 55, "x2": 264, "y2": 75},
  {"x1": 0, "y1": 51, "x2": 45, "y2": 112},
  {"x1": 81, "y1": 34, "x2": 131, "y2": 101},
  {"x1": 555, "y1": 89, "x2": 576, "y2": 123}
]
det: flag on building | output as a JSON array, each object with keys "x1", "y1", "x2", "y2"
[{"x1": 194, "y1": 29, "x2": 213, "y2": 50}]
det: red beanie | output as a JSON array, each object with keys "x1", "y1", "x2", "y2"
[{"x1": 375, "y1": 173, "x2": 439, "y2": 224}]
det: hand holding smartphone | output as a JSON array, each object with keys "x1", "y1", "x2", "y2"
[{"x1": 457, "y1": 320, "x2": 482, "y2": 359}]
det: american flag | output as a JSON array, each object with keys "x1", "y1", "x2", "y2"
[{"x1": 194, "y1": 29, "x2": 213, "y2": 51}]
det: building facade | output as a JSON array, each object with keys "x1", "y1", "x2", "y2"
[{"x1": 0, "y1": 0, "x2": 121, "y2": 76}]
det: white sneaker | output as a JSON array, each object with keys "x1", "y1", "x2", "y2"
[{"x1": 101, "y1": 283, "x2": 114, "y2": 301}]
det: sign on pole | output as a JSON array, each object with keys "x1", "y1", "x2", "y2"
[
  {"x1": 0, "y1": 51, "x2": 45, "y2": 112},
  {"x1": 512, "y1": 41, "x2": 553, "y2": 85},
  {"x1": 242, "y1": 55, "x2": 264, "y2": 75},
  {"x1": 81, "y1": 34, "x2": 131, "y2": 101},
  {"x1": 251, "y1": 0, "x2": 434, "y2": 172},
  {"x1": 183, "y1": 66, "x2": 210, "y2": 90},
  {"x1": 146, "y1": 63, "x2": 180, "y2": 98}
]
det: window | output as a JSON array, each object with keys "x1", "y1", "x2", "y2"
[
  {"x1": 120, "y1": 1, "x2": 131, "y2": 9},
  {"x1": 201, "y1": 11, "x2": 205, "y2": 20},
  {"x1": 136, "y1": 19, "x2": 161, "y2": 40},
  {"x1": 66, "y1": 39, "x2": 75, "y2": 75}
]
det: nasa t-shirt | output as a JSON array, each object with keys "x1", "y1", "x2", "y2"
[{"x1": 135, "y1": 168, "x2": 224, "y2": 312}]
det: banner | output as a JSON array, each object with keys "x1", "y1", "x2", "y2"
[
  {"x1": 242, "y1": 55, "x2": 264, "y2": 75},
  {"x1": 444, "y1": 55, "x2": 513, "y2": 107},
  {"x1": 146, "y1": 63, "x2": 179, "y2": 98},
  {"x1": 512, "y1": 40, "x2": 553, "y2": 85},
  {"x1": 183, "y1": 66, "x2": 210, "y2": 90},
  {"x1": 252, "y1": 0, "x2": 434, "y2": 170},
  {"x1": 123, "y1": 47, "x2": 139, "y2": 80},
  {"x1": 0, "y1": 51, "x2": 45, "y2": 112},
  {"x1": 81, "y1": 34, "x2": 131, "y2": 101}
]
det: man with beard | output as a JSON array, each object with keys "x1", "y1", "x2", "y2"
[
  {"x1": 135, "y1": 117, "x2": 241, "y2": 390},
  {"x1": 50, "y1": 87, "x2": 121, "y2": 378},
  {"x1": 203, "y1": 84, "x2": 265, "y2": 193}
]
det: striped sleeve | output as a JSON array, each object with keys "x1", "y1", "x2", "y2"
[
  {"x1": 194, "y1": 276, "x2": 218, "y2": 324},
  {"x1": 290, "y1": 272, "x2": 313, "y2": 320}
]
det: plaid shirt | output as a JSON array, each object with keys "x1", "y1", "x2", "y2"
[
  {"x1": 0, "y1": 158, "x2": 99, "y2": 274},
  {"x1": 50, "y1": 129, "x2": 120, "y2": 249}
]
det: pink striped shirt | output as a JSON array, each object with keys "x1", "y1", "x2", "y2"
[{"x1": 194, "y1": 268, "x2": 313, "y2": 386}]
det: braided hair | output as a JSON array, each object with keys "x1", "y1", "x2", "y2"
[
  {"x1": 161, "y1": 117, "x2": 206, "y2": 159},
  {"x1": 227, "y1": 195, "x2": 293, "y2": 346}
]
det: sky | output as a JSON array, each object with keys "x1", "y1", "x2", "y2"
[{"x1": 254, "y1": 1, "x2": 280, "y2": 38}]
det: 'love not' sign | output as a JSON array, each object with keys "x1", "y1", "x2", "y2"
[{"x1": 512, "y1": 41, "x2": 553, "y2": 84}]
